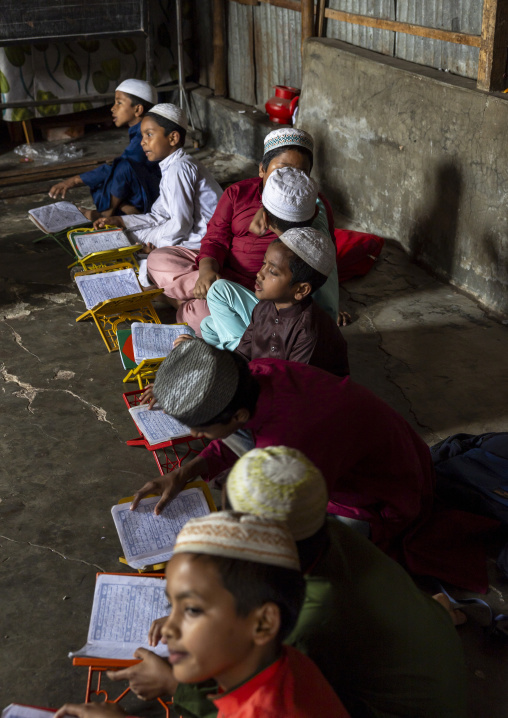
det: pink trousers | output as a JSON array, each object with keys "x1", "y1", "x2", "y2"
[{"x1": 147, "y1": 246, "x2": 210, "y2": 336}]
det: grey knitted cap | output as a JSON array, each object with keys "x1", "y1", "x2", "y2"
[
  {"x1": 153, "y1": 339, "x2": 240, "y2": 426},
  {"x1": 279, "y1": 227, "x2": 336, "y2": 277}
]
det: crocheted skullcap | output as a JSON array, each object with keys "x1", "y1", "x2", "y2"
[
  {"x1": 279, "y1": 226, "x2": 336, "y2": 277},
  {"x1": 116, "y1": 79, "x2": 157, "y2": 105},
  {"x1": 227, "y1": 447, "x2": 327, "y2": 541},
  {"x1": 263, "y1": 127, "x2": 314, "y2": 155},
  {"x1": 153, "y1": 339, "x2": 239, "y2": 426},
  {"x1": 149, "y1": 102, "x2": 188, "y2": 131},
  {"x1": 262, "y1": 167, "x2": 317, "y2": 222},
  {"x1": 173, "y1": 511, "x2": 300, "y2": 570}
]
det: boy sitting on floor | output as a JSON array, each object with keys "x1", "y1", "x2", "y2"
[
  {"x1": 174, "y1": 219, "x2": 349, "y2": 377},
  {"x1": 54, "y1": 512, "x2": 349, "y2": 718},
  {"x1": 93, "y1": 103, "x2": 222, "y2": 285},
  {"x1": 49, "y1": 79, "x2": 161, "y2": 220}
]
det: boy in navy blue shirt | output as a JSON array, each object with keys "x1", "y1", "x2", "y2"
[{"x1": 48, "y1": 79, "x2": 161, "y2": 220}]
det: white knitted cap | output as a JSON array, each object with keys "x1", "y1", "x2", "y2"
[
  {"x1": 173, "y1": 511, "x2": 300, "y2": 571},
  {"x1": 279, "y1": 227, "x2": 336, "y2": 277},
  {"x1": 262, "y1": 167, "x2": 317, "y2": 222},
  {"x1": 227, "y1": 447, "x2": 328, "y2": 541},
  {"x1": 149, "y1": 103, "x2": 188, "y2": 131},
  {"x1": 263, "y1": 128, "x2": 314, "y2": 155},
  {"x1": 116, "y1": 79, "x2": 157, "y2": 105}
]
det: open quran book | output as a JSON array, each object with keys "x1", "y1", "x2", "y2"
[
  {"x1": 69, "y1": 573, "x2": 170, "y2": 660},
  {"x1": 75, "y1": 267, "x2": 142, "y2": 310},
  {"x1": 131, "y1": 322, "x2": 195, "y2": 364},
  {"x1": 128, "y1": 404, "x2": 191, "y2": 445},
  {"x1": 68, "y1": 229, "x2": 132, "y2": 257},
  {"x1": 112, "y1": 487, "x2": 212, "y2": 569},
  {"x1": 28, "y1": 201, "x2": 89, "y2": 234}
]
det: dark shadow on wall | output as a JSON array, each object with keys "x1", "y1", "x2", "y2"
[
  {"x1": 409, "y1": 161, "x2": 463, "y2": 279},
  {"x1": 313, "y1": 132, "x2": 353, "y2": 219}
]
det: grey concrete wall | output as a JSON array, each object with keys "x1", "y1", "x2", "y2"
[
  {"x1": 190, "y1": 86, "x2": 275, "y2": 161},
  {"x1": 298, "y1": 38, "x2": 508, "y2": 316}
]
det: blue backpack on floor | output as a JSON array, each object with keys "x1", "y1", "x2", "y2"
[{"x1": 431, "y1": 432, "x2": 508, "y2": 576}]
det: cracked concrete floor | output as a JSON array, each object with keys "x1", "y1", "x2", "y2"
[{"x1": 1, "y1": 132, "x2": 508, "y2": 717}]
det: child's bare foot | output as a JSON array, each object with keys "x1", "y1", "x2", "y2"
[
  {"x1": 78, "y1": 207, "x2": 100, "y2": 221},
  {"x1": 433, "y1": 593, "x2": 467, "y2": 626},
  {"x1": 337, "y1": 311, "x2": 352, "y2": 326}
]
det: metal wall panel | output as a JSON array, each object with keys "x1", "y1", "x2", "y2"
[
  {"x1": 325, "y1": 0, "x2": 395, "y2": 56},
  {"x1": 193, "y1": 0, "x2": 214, "y2": 89},
  {"x1": 252, "y1": 3, "x2": 302, "y2": 106},
  {"x1": 395, "y1": 1, "x2": 482, "y2": 79},
  {"x1": 228, "y1": 1, "x2": 257, "y2": 105}
]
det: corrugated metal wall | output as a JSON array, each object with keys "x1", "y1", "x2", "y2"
[
  {"x1": 395, "y1": 1, "x2": 481, "y2": 80},
  {"x1": 198, "y1": 1, "x2": 483, "y2": 107}
]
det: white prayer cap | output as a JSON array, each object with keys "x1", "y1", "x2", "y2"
[
  {"x1": 173, "y1": 511, "x2": 301, "y2": 571},
  {"x1": 263, "y1": 127, "x2": 314, "y2": 155},
  {"x1": 262, "y1": 167, "x2": 317, "y2": 222},
  {"x1": 116, "y1": 79, "x2": 157, "y2": 105},
  {"x1": 227, "y1": 447, "x2": 328, "y2": 541},
  {"x1": 148, "y1": 103, "x2": 188, "y2": 132},
  {"x1": 279, "y1": 227, "x2": 336, "y2": 277}
]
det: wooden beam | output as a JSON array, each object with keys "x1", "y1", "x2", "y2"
[
  {"x1": 315, "y1": 0, "x2": 326, "y2": 38},
  {"x1": 301, "y1": 0, "x2": 314, "y2": 55},
  {"x1": 257, "y1": 0, "x2": 300, "y2": 13},
  {"x1": 478, "y1": 0, "x2": 508, "y2": 91},
  {"x1": 213, "y1": 0, "x2": 228, "y2": 97},
  {"x1": 0, "y1": 157, "x2": 116, "y2": 187},
  {"x1": 324, "y1": 8, "x2": 481, "y2": 47}
]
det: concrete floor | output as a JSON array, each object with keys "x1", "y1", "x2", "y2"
[{"x1": 1, "y1": 127, "x2": 508, "y2": 716}]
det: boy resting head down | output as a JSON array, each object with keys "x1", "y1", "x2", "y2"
[
  {"x1": 170, "y1": 168, "x2": 348, "y2": 377},
  {"x1": 194, "y1": 167, "x2": 344, "y2": 352},
  {"x1": 55, "y1": 511, "x2": 349, "y2": 718},
  {"x1": 49, "y1": 79, "x2": 161, "y2": 220}
]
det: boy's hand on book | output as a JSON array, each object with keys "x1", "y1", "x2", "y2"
[
  {"x1": 130, "y1": 470, "x2": 188, "y2": 514},
  {"x1": 49, "y1": 176, "x2": 81, "y2": 199},
  {"x1": 107, "y1": 648, "x2": 178, "y2": 699},
  {"x1": 173, "y1": 334, "x2": 194, "y2": 349},
  {"x1": 149, "y1": 616, "x2": 168, "y2": 646},
  {"x1": 93, "y1": 216, "x2": 125, "y2": 230},
  {"x1": 55, "y1": 703, "x2": 125, "y2": 718},
  {"x1": 140, "y1": 383, "x2": 156, "y2": 410}
]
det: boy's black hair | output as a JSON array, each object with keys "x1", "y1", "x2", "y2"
[
  {"x1": 198, "y1": 352, "x2": 260, "y2": 426},
  {"x1": 263, "y1": 206, "x2": 312, "y2": 234},
  {"x1": 194, "y1": 554, "x2": 305, "y2": 644},
  {"x1": 124, "y1": 92, "x2": 154, "y2": 116},
  {"x1": 271, "y1": 238, "x2": 328, "y2": 294},
  {"x1": 146, "y1": 111, "x2": 187, "y2": 146},
  {"x1": 261, "y1": 144, "x2": 313, "y2": 173}
]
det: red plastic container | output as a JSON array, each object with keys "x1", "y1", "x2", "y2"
[{"x1": 265, "y1": 85, "x2": 300, "y2": 124}]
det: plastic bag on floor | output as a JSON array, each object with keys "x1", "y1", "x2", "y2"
[{"x1": 14, "y1": 142, "x2": 84, "y2": 165}]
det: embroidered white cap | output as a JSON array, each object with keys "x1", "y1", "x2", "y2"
[
  {"x1": 116, "y1": 79, "x2": 157, "y2": 105},
  {"x1": 262, "y1": 167, "x2": 317, "y2": 222},
  {"x1": 227, "y1": 447, "x2": 328, "y2": 541},
  {"x1": 173, "y1": 511, "x2": 301, "y2": 571},
  {"x1": 279, "y1": 226, "x2": 336, "y2": 277},
  {"x1": 149, "y1": 103, "x2": 188, "y2": 132},
  {"x1": 263, "y1": 127, "x2": 314, "y2": 155}
]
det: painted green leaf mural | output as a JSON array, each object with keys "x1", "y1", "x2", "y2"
[
  {"x1": 34, "y1": 43, "x2": 49, "y2": 52},
  {"x1": 21, "y1": 45, "x2": 32, "y2": 55},
  {"x1": 36, "y1": 90, "x2": 60, "y2": 116},
  {"x1": 92, "y1": 70, "x2": 109, "y2": 93},
  {"x1": 0, "y1": 70, "x2": 10, "y2": 94},
  {"x1": 101, "y1": 57, "x2": 121, "y2": 81},
  {"x1": 11, "y1": 107, "x2": 34, "y2": 121},
  {"x1": 112, "y1": 38, "x2": 137, "y2": 55},
  {"x1": 73, "y1": 101, "x2": 93, "y2": 112},
  {"x1": 63, "y1": 55, "x2": 82, "y2": 82},
  {"x1": 5, "y1": 47, "x2": 25, "y2": 68},
  {"x1": 77, "y1": 40, "x2": 100, "y2": 53}
]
